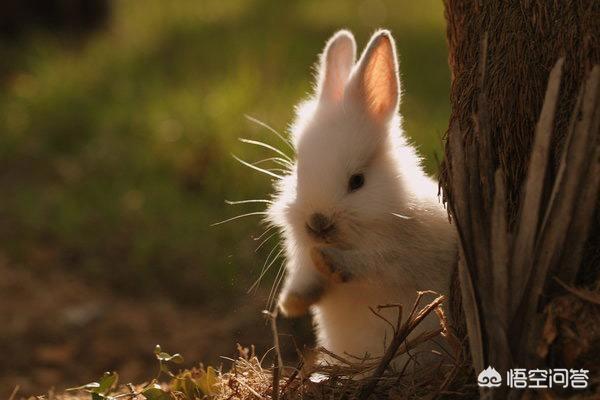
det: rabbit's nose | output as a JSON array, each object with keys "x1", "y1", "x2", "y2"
[{"x1": 307, "y1": 213, "x2": 334, "y2": 236}]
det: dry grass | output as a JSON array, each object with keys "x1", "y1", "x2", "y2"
[{"x1": 26, "y1": 293, "x2": 476, "y2": 400}]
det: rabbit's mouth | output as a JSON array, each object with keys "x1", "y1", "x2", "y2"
[{"x1": 305, "y1": 223, "x2": 337, "y2": 243}]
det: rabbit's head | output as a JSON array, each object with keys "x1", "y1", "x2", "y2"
[{"x1": 270, "y1": 30, "x2": 417, "y2": 251}]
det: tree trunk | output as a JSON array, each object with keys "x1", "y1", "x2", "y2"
[
  {"x1": 440, "y1": 1, "x2": 599, "y2": 398},
  {"x1": 442, "y1": 1, "x2": 599, "y2": 223}
]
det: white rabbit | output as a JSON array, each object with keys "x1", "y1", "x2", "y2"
[{"x1": 266, "y1": 29, "x2": 457, "y2": 364}]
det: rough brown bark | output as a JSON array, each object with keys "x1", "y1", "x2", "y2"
[
  {"x1": 441, "y1": 1, "x2": 599, "y2": 224},
  {"x1": 440, "y1": 1, "x2": 600, "y2": 398}
]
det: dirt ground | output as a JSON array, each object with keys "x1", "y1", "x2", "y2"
[{"x1": 0, "y1": 259, "x2": 314, "y2": 398}]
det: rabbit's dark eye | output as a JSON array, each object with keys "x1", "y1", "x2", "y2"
[{"x1": 348, "y1": 173, "x2": 365, "y2": 192}]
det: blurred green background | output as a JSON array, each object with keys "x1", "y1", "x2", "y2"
[{"x1": 0, "y1": 0, "x2": 449, "y2": 396}]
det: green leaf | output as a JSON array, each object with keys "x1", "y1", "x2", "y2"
[
  {"x1": 169, "y1": 354, "x2": 184, "y2": 364},
  {"x1": 91, "y1": 393, "x2": 109, "y2": 400},
  {"x1": 160, "y1": 362, "x2": 175, "y2": 377},
  {"x1": 156, "y1": 351, "x2": 184, "y2": 364},
  {"x1": 196, "y1": 367, "x2": 218, "y2": 396},
  {"x1": 66, "y1": 372, "x2": 118, "y2": 396},
  {"x1": 95, "y1": 372, "x2": 119, "y2": 394},
  {"x1": 142, "y1": 384, "x2": 172, "y2": 400},
  {"x1": 171, "y1": 373, "x2": 200, "y2": 399}
]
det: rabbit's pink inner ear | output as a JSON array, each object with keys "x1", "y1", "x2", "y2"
[
  {"x1": 319, "y1": 31, "x2": 356, "y2": 103},
  {"x1": 360, "y1": 34, "x2": 399, "y2": 122}
]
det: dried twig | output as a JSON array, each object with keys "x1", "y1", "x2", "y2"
[
  {"x1": 554, "y1": 278, "x2": 600, "y2": 306},
  {"x1": 8, "y1": 386, "x2": 20, "y2": 400},
  {"x1": 271, "y1": 358, "x2": 280, "y2": 400},
  {"x1": 357, "y1": 292, "x2": 445, "y2": 400},
  {"x1": 280, "y1": 359, "x2": 304, "y2": 395},
  {"x1": 263, "y1": 309, "x2": 282, "y2": 400},
  {"x1": 229, "y1": 375, "x2": 266, "y2": 400}
]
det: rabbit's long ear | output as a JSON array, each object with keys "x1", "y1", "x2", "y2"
[
  {"x1": 317, "y1": 30, "x2": 356, "y2": 103},
  {"x1": 347, "y1": 30, "x2": 400, "y2": 123}
]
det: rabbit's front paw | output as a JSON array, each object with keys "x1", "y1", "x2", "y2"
[
  {"x1": 278, "y1": 285, "x2": 324, "y2": 317},
  {"x1": 278, "y1": 292, "x2": 312, "y2": 317},
  {"x1": 310, "y1": 247, "x2": 352, "y2": 283}
]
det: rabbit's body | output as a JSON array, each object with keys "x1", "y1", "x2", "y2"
[
  {"x1": 312, "y1": 198, "x2": 456, "y2": 359},
  {"x1": 266, "y1": 30, "x2": 457, "y2": 362}
]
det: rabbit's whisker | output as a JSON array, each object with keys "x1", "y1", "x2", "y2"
[
  {"x1": 238, "y1": 138, "x2": 292, "y2": 162},
  {"x1": 268, "y1": 258, "x2": 287, "y2": 311},
  {"x1": 248, "y1": 246, "x2": 284, "y2": 293},
  {"x1": 249, "y1": 244, "x2": 280, "y2": 293},
  {"x1": 255, "y1": 231, "x2": 278, "y2": 252},
  {"x1": 225, "y1": 199, "x2": 273, "y2": 205},
  {"x1": 254, "y1": 225, "x2": 278, "y2": 242},
  {"x1": 232, "y1": 154, "x2": 283, "y2": 179},
  {"x1": 244, "y1": 114, "x2": 295, "y2": 153},
  {"x1": 211, "y1": 211, "x2": 267, "y2": 226},
  {"x1": 267, "y1": 168, "x2": 289, "y2": 175},
  {"x1": 252, "y1": 157, "x2": 293, "y2": 168},
  {"x1": 391, "y1": 212, "x2": 412, "y2": 220}
]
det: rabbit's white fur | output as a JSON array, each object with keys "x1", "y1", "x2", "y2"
[{"x1": 267, "y1": 30, "x2": 457, "y2": 362}]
